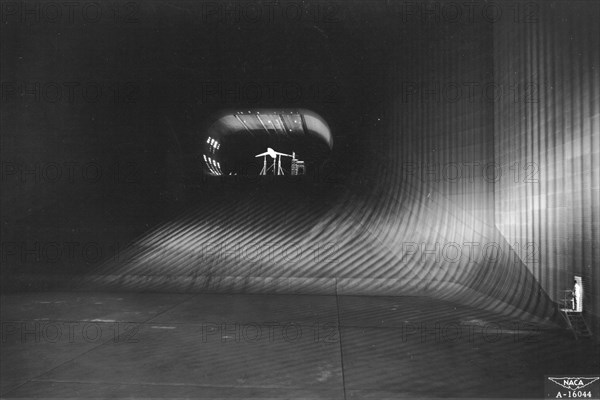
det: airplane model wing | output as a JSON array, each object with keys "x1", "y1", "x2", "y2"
[{"x1": 255, "y1": 148, "x2": 291, "y2": 158}]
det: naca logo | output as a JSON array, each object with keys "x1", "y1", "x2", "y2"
[
  {"x1": 548, "y1": 377, "x2": 599, "y2": 391},
  {"x1": 546, "y1": 376, "x2": 599, "y2": 399}
]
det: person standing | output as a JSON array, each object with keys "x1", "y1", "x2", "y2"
[{"x1": 573, "y1": 279, "x2": 583, "y2": 312}]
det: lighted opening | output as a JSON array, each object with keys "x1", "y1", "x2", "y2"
[{"x1": 201, "y1": 109, "x2": 332, "y2": 176}]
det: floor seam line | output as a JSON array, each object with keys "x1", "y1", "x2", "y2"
[{"x1": 335, "y1": 279, "x2": 348, "y2": 400}]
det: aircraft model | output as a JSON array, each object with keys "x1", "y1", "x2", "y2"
[{"x1": 255, "y1": 147, "x2": 294, "y2": 175}]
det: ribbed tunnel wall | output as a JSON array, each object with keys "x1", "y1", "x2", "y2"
[
  {"x1": 77, "y1": 16, "x2": 558, "y2": 324},
  {"x1": 493, "y1": 2, "x2": 600, "y2": 331},
  {"x1": 333, "y1": 19, "x2": 556, "y2": 320},
  {"x1": 6, "y1": 1, "x2": 598, "y2": 329},
  {"x1": 376, "y1": 20, "x2": 496, "y2": 225}
]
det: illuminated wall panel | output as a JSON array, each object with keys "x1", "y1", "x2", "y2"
[{"x1": 493, "y1": 2, "x2": 600, "y2": 331}]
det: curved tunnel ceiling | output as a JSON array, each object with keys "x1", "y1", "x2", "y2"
[{"x1": 202, "y1": 109, "x2": 333, "y2": 176}]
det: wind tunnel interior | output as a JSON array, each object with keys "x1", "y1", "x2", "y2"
[
  {"x1": 2, "y1": 1, "x2": 599, "y2": 334},
  {"x1": 201, "y1": 109, "x2": 333, "y2": 176}
]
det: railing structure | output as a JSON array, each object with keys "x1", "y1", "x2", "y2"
[{"x1": 559, "y1": 290, "x2": 592, "y2": 340}]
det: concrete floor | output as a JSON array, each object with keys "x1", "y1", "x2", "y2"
[{"x1": 1, "y1": 292, "x2": 598, "y2": 399}]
